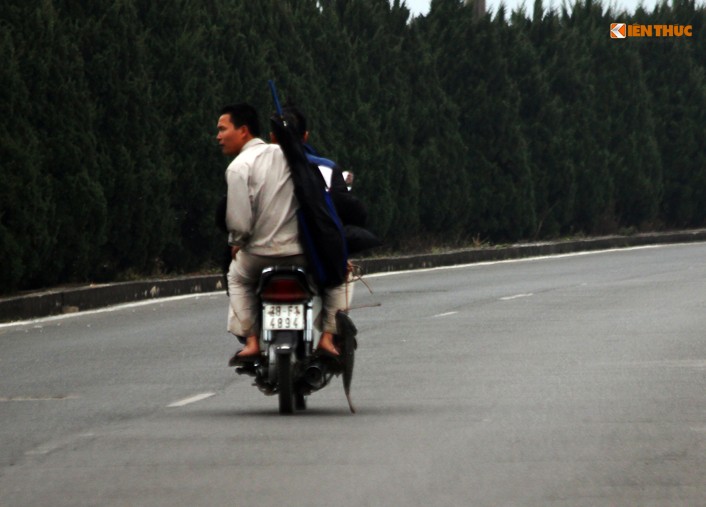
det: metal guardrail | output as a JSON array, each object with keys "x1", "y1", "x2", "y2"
[{"x1": 2, "y1": 229, "x2": 705, "y2": 323}]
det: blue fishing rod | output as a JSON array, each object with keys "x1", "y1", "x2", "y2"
[{"x1": 268, "y1": 79, "x2": 285, "y2": 121}]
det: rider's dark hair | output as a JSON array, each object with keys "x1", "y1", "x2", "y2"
[
  {"x1": 280, "y1": 102, "x2": 307, "y2": 140},
  {"x1": 220, "y1": 103, "x2": 261, "y2": 138}
]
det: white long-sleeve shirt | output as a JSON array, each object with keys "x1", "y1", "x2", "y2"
[{"x1": 225, "y1": 138, "x2": 302, "y2": 257}]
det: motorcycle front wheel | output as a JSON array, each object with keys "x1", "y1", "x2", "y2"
[{"x1": 277, "y1": 353, "x2": 294, "y2": 414}]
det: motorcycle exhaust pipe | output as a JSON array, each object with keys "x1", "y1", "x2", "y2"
[{"x1": 304, "y1": 362, "x2": 325, "y2": 389}]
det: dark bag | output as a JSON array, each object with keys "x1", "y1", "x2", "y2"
[
  {"x1": 321, "y1": 161, "x2": 381, "y2": 254},
  {"x1": 270, "y1": 115, "x2": 348, "y2": 290},
  {"x1": 331, "y1": 189, "x2": 368, "y2": 228},
  {"x1": 344, "y1": 225, "x2": 382, "y2": 255}
]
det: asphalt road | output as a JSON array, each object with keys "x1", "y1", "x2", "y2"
[{"x1": 1, "y1": 243, "x2": 705, "y2": 506}]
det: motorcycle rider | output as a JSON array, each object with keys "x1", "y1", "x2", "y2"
[
  {"x1": 270, "y1": 104, "x2": 367, "y2": 355},
  {"x1": 217, "y1": 103, "x2": 343, "y2": 365}
]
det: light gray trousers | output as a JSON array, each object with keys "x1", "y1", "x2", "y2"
[{"x1": 226, "y1": 250, "x2": 351, "y2": 339}]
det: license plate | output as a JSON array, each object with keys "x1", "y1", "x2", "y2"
[{"x1": 263, "y1": 304, "x2": 305, "y2": 330}]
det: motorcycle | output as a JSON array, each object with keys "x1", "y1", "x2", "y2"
[{"x1": 233, "y1": 265, "x2": 357, "y2": 414}]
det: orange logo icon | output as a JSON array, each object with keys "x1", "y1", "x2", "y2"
[{"x1": 610, "y1": 23, "x2": 626, "y2": 38}]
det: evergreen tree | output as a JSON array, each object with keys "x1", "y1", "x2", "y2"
[
  {"x1": 7, "y1": 0, "x2": 107, "y2": 287},
  {"x1": 70, "y1": 0, "x2": 172, "y2": 278},
  {"x1": 551, "y1": 1, "x2": 615, "y2": 233},
  {"x1": 510, "y1": 4, "x2": 577, "y2": 238},
  {"x1": 409, "y1": 17, "x2": 469, "y2": 240},
  {"x1": 596, "y1": 22, "x2": 661, "y2": 228},
  {"x1": 424, "y1": 0, "x2": 536, "y2": 240},
  {"x1": 639, "y1": 0, "x2": 706, "y2": 226},
  {"x1": 0, "y1": 23, "x2": 51, "y2": 292},
  {"x1": 140, "y1": 0, "x2": 226, "y2": 272}
]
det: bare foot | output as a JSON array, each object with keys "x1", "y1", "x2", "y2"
[
  {"x1": 228, "y1": 335, "x2": 260, "y2": 365},
  {"x1": 316, "y1": 332, "x2": 340, "y2": 356}
]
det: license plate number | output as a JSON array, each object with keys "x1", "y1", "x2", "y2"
[{"x1": 263, "y1": 304, "x2": 305, "y2": 330}]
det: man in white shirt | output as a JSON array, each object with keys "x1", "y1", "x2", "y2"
[{"x1": 216, "y1": 103, "x2": 341, "y2": 364}]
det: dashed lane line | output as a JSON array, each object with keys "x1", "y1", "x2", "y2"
[{"x1": 167, "y1": 392, "x2": 215, "y2": 408}]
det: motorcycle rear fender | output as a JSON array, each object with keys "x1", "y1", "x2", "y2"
[
  {"x1": 267, "y1": 331, "x2": 298, "y2": 383},
  {"x1": 269, "y1": 330, "x2": 299, "y2": 353}
]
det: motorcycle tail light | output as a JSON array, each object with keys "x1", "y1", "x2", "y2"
[{"x1": 261, "y1": 278, "x2": 309, "y2": 302}]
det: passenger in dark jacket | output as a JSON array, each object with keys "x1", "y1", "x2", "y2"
[
  {"x1": 277, "y1": 104, "x2": 377, "y2": 253},
  {"x1": 271, "y1": 104, "x2": 379, "y2": 355}
]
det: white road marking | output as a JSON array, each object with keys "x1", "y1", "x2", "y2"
[
  {"x1": 598, "y1": 360, "x2": 706, "y2": 370},
  {"x1": 0, "y1": 394, "x2": 78, "y2": 402},
  {"x1": 25, "y1": 433, "x2": 95, "y2": 456},
  {"x1": 0, "y1": 293, "x2": 208, "y2": 329},
  {"x1": 25, "y1": 444, "x2": 64, "y2": 455},
  {"x1": 167, "y1": 392, "x2": 215, "y2": 408},
  {"x1": 0, "y1": 243, "x2": 696, "y2": 329},
  {"x1": 499, "y1": 293, "x2": 534, "y2": 301},
  {"x1": 433, "y1": 311, "x2": 458, "y2": 318},
  {"x1": 365, "y1": 244, "x2": 668, "y2": 278}
]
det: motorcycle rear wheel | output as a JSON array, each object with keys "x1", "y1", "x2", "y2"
[
  {"x1": 277, "y1": 353, "x2": 294, "y2": 414},
  {"x1": 295, "y1": 393, "x2": 306, "y2": 410}
]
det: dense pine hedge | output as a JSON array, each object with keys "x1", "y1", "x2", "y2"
[{"x1": 2, "y1": 0, "x2": 705, "y2": 293}]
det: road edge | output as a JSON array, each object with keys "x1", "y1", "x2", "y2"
[{"x1": 2, "y1": 229, "x2": 705, "y2": 323}]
